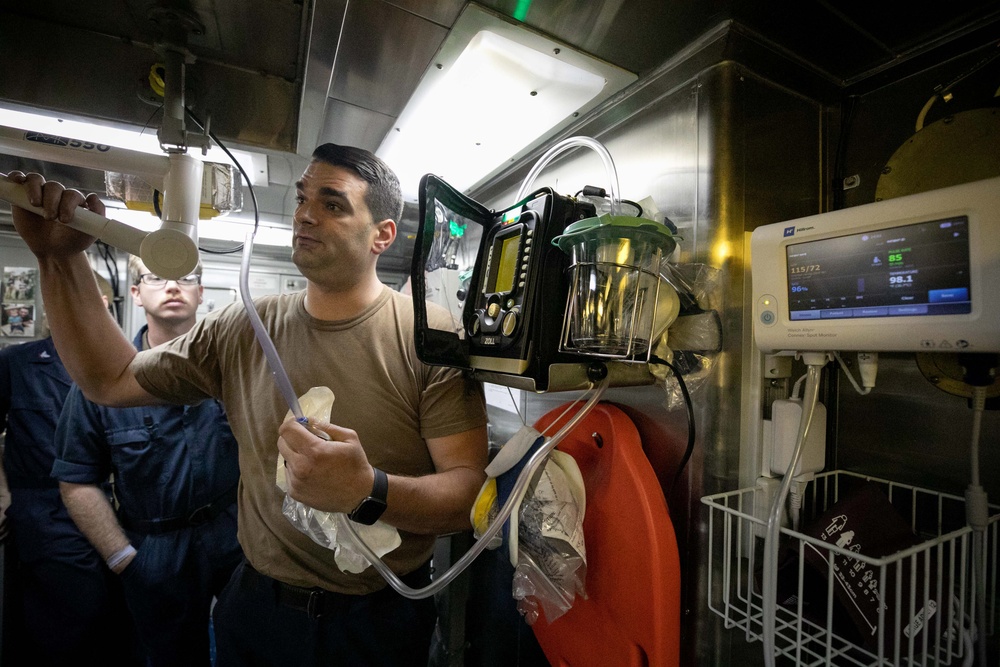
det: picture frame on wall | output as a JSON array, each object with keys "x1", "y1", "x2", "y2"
[
  {"x1": 2, "y1": 303, "x2": 35, "y2": 337},
  {"x1": 3, "y1": 266, "x2": 37, "y2": 303},
  {"x1": 2, "y1": 267, "x2": 39, "y2": 338}
]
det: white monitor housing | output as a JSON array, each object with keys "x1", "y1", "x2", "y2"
[{"x1": 751, "y1": 176, "x2": 1000, "y2": 354}]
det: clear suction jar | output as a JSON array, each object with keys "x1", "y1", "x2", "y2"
[{"x1": 553, "y1": 214, "x2": 677, "y2": 358}]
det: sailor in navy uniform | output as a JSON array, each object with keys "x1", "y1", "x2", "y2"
[{"x1": 0, "y1": 337, "x2": 139, "y2": 666}]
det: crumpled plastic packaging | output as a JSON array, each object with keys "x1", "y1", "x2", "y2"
[
  {"x1": 658, "y1": 261, "x2": 721, "y2": 314},
  {"x1": 471, "y1": 425, "x2": 588, "y2": 625},
  {"x1": 649, "y1": 337, "x2": 714, "y2": 411},
  {"x1": 276, "y1": 387, "x2": 401, "y2": 573},
  {"x1": 651, "y1": 261, "x2": 723, "y2": 410},
  {"x1": 510, "y1": 449, "x2": 588, "y2": 625}
]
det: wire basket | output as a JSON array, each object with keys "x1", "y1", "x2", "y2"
[{"x1": 701, "y1": 470, "x2": 999, "y2": 666}]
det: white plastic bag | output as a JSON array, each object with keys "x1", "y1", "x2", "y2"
[{"x1": 276, "y1": 387, "x2": 401, "y2": 573}]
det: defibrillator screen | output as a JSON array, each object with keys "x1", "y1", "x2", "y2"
[{"x1": 487, "y1": 233, "x2": 521, "y2": 295}]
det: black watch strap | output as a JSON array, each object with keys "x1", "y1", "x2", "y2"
[{"x1": 348, "y1": 467, "x2": 388, "y2": 525}]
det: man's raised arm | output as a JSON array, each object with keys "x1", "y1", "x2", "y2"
[{"x1": 5, "y1": 171, "x2": 164, "y2": 407}]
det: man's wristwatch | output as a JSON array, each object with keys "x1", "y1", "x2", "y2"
[{"x1": 348, "y1": 467, "x2": 388, "y2": 525}]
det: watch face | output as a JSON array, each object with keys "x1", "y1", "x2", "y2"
[
  {"x1": 349, "y1": 498, "x2": 387, "y2": 525},
  {"x1": 349, "y1": 467, "x2": 388, "y2": 525}
]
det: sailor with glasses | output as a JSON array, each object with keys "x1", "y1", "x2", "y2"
[
  {"x1": 136, "y1": 273, "x2": 202, "y2": 287},
  {"x1": 52, "y1": 256, "x2": 242, "y2": 667}
]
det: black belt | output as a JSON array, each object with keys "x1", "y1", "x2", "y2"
[
  {"x1": 238, "y1": 559, "x2": 432, "y2": 620},
  {"x1": 239, "y1": 560, "x2": 345, "y2": 619},
  {"x1": 120, "y1": 484, "x2": 237, "y2": 534}
]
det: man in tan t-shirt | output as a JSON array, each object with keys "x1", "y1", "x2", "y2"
[{"x1": 6, "y1": 143, "x2": 488, "y2": 666}]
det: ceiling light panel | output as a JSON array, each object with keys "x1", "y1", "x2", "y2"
[{"x1": 377, "y1": 4, "x2": 636, "y2": 201}]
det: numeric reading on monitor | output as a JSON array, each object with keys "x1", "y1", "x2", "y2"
[{"x1": 785, "y1": 216, "x2": 971, "y2": 321}]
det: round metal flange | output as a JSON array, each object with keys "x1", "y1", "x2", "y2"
[
  {"x1": 876, "y1": 107, "x2": 1000, "y2": 398},
  {"x1": 915, "y1": 353, "x2": 1000, "y2": 399},
  {"x1": 876, "y1": 107, "x2": 1000, "y2": 201}
]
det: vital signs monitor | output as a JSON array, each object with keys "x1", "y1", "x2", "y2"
[{"x1": 751, "y1": 176, "x2": 1000, "y2": 354}]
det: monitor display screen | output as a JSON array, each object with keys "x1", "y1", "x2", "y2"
[
  {"x1": 486, "y1": 231, "x2": 521, "y2": 295},
  {"x1": 785, "y1": 215, "x2": 972, "y2": 321}
]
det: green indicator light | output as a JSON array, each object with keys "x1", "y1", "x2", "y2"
[
  {"x1": 513, "y1": 0, "x2": 531, "y2": 21},
  {"x1": 449, "y1": 220, "x2": 467, "y2": 238}
]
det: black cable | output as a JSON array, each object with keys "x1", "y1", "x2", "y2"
[
  {"x1": 95, "y1": 241, "x2": 123, "y2": 326},
  {"x1": 573, "y1": 187, "x2": 644, "y2": 217},
  {"x1": 139, "y1": 103, "x2": 163, "y2": 138},
  {"x1": 576, "y1": 186, "x2": 605, "y2": 198},
  {"x1": 832, "y1": 95, "x2": 859, "y2": 212},
  {"x1": 97, "y1": 241, "x2": 117, "y2": 292},
  {"x1": 152, "y1": 189, "x2": 162, "y2": 219},
  {"x1": 621, "y1": 199, "x2": 642, "y2": 217},
  {"x1": 183, "y1": 107, "x2": 260, "y2": 255},
  {"x1": 649, "y1": 354, "x2": 696, "y2": 497}
]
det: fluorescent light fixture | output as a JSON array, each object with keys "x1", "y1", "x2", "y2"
[
  {"x1": 0, "y1": 105, "x2": 268, "y2": 186},
  {"x1": 202, "y1": 218, "x2": 292, "y2": 248},
  {"x1": 101, "y1": 203, "x2": 292, "y2": 248},
  {"x1": 99, "y1": 203, "x2": 162, "y2": 233},
  {"x1": 377, "y1": 4, "x2": 636, "y2": 201}
]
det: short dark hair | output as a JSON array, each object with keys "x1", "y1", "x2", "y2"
[{"x1": 311, "y1": 144, "x2": 404, "y2": 225}]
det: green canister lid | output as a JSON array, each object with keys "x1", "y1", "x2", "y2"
[{"x1": 552, "y1": 214, "x2": 677, "y2": 255}]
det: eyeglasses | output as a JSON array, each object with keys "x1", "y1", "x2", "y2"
[{"x1": 137, "y1": 273, "x2": 201, "y2": 287}]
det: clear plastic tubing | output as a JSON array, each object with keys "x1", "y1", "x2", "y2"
[
  {"x1": 238, "y1": 230, "x2": 610, "y2": 599},
  {"x1": 341, "y1": 375, "x2": 609, "y2": 599},
  {"x1": 514, "y1": 136, "x2": 622, "y2": 216},
  {"x1": 240, "y1": 233, "x2": 305, "y2": 420},
  {"x1": 761, "y1": 361, "x2": 824, "y2": 665}
]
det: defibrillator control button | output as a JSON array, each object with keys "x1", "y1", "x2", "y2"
[
  {"x1": 501, "y1": 311, "x2": 518, "y2": 336},
  {"x1": 487, "y1": 303, "x2": 500, "y2": 319},
  {"x1": 469, "y1": 316, "x2": 480, "y2": 336},
  {"x1": 506, "y1": 298, "x2": 515, "y2": 309}
]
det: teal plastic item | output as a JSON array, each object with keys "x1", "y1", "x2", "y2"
[{"x1": 552, "y1": 214, "x2": 677, "y2": 256}]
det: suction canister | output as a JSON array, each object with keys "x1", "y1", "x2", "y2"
[{"x1": 553, "y1": 214, "x2": 677, "y2": 359}]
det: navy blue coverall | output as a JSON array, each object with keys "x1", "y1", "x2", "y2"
[
  {"x1": 52, "y1": 326, "x2": 243, "y2": 667},
  {"x1": 0, "y1": 337, "x2": 139, "y2": 666}
]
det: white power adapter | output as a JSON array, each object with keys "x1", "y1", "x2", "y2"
[{"x1": 768, "y1": 398, "x2": 827, "y2": 477}]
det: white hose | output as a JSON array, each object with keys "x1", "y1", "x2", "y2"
[
  {"x1": 341, "y1": 376, "x2": 610, "y2": 599},
  {"x1": 514, "y1": 136, "x2": 622, "y2": 216},
  {"x1": 967, "y1": 385, "x2": 989, "y2": 667},
  {"x1": 761, "y1": 354, "x2": 828, "y2": 665},
  {"x1": 832, "y1": 351, "x2": 871, "y2": 396}
]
